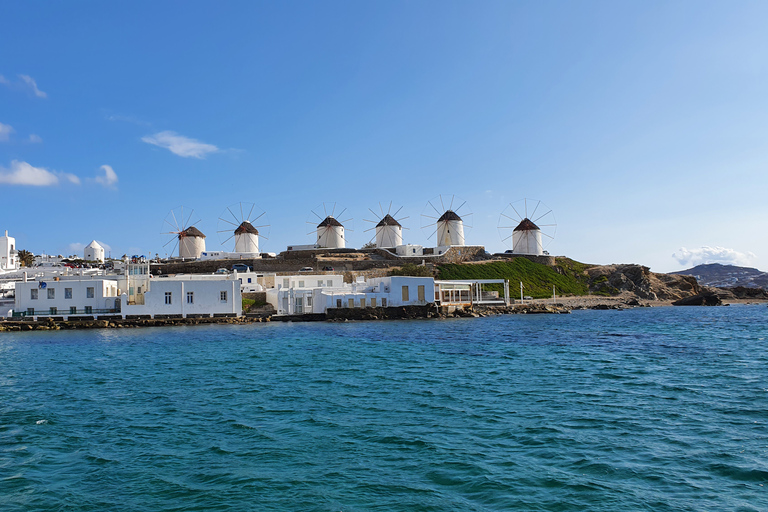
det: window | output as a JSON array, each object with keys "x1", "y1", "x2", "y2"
[
  {"x1": 295, "y1": 297, "x2": 303, "y2": 314},
  {"x1": 31, "y1": 289, "x2": 38, "y2": 300},
  {"x1": 371, "y1": 298, "x2": 377, "y2": 307},
  {"x1": 165, "y1": 292, "x2": 172, "y2": 305},
  {"x1": 327, "y1": 280, "x2": 333, "y2": 287},
  {"x1": 85, "y1": 306, "x2": 92, "y2": 314},
  {"x1": 49, "y1": 307, "x2": 57, "y2": 315},
  {"x1": 306, "y1": 296, "x2": 312, "y2": 307},
  {"x1": 247, "y1": 278, "x2": 252, "y2": 283},
  {"x1": 65, "y1": 288, "x2": 72, "y2": 299},
  {"x1": 317, "y1": 280, "x2": 323, "y2": 287},
  {"x1": 348, "y1": 298, "x2": 355, "y2": 308},
  {"x1": 298, "y1": 280, "x2": 304, "y2": 288},
  {"x1": 220, "y1": 291, "x2": 227, "y2": 302},
  {"x1": 187, "y1": 292, "x2": 194, "y2": 304},
  {"x1": 48, "y1": 288, "x2": 55, "y2": 299},
  {"x1": 70, "y1": 306, "x2": 77, "y2": 314},
  {"x1": 336, "y1": 299, "x2": 342, "y2": 308},
  {"x1": 27, "y1": 308, "x2": 34, "y2": 315},
  {"x1": 283, "y1": 278, "x2": 289, "y2": 288},
  {"x1": 382, "y1": 297, "x2": 387, "y2": 307},
  {"x1": 402, "y1": 286, "x2": 409, "y2": 302},
  {"x1": 86, "y1": 287, "x2": 94, "y2": 298},
  {"x1": 360, "y1": 298, "x2": 366, "y2": 308},
  {"x1": 418, "y1": 285, "x2": 425, "y2": 302}
]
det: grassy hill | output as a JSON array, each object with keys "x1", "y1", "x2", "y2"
[{"x1": 436, "y1": 257, "x2": 590, "y2": 299}]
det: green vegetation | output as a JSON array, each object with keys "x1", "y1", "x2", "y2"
[
  {"x1": 389, "y1": 263, "x2": 434, "y2": 277},
  {"x1": 242, "y1": 298, "x2": 267, "y2": 312},
  {"x1": 437, "y1": 257, "x2": 590, "y2": 299},
  {"x1": 17, "y1": 249, "x2": 34, "y2": 267}
]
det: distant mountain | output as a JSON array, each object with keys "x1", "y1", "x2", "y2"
[{"x1": 670, "y1": 263, "x2": 768, "y2": 289}]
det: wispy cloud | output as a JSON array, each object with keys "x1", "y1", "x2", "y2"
[
  {"x1": 68, "y1": 240, "x2": 113, "y2": 255},
  {"x1": 105, "y1": 113, "x2": 151, "y2": 126},
  {"x1": 28, "y1": 134, "x2": 42, "y2": 143},
  {"x1": 141, "y1": 130, "x2": 219, "y2": 159},
  {"x1": 0, "y1": 122, "x2": 13, "y2": 142},
  {"x1": 0, "y1": 160, "x2": 79, "y2": 186},
  {"x1": 93, "y1": 164, "x2": 118, "y2": 188},
  {"x1": 0, "y1": 74, "x2": 47, "y2": 98},
  {"x1": 673, "y1": 246, "x2": 757, "y2": 268}
]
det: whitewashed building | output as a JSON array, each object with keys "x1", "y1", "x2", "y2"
[
  {"x1": 84, "y1": 240, "x2": 105, "y2": 262},
  {"x1": 375, "y1": 214, "x2": 403, "y2": 248},
  {"x1": 14, "y1": 277, "x2": 120, "y2": 317},
  {"x1": 0, "y1": 230, "x2": 19, "y2": 271},
  {"x1": 436, "y1": 210, "x2": 465, "y2": 246},
  {"x1": 178, "y1": 226, "x2": 206, "y2": 259},
  {"x1": 511, "y1": 218, "x2": 544, "y2": 255},
  {"x1": 266, "y1": 275, "x2": 434, "y2": 316},
  {"x1": 316, "y1": 217, "x2": 345, "y2": 249}
]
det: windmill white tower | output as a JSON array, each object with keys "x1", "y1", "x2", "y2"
[
  {"x1": 363, "y1": 202, "x2": 408, "y2": 248},
  {"x1": 421, "y1": 195, "x2": 472, "y2": 247},
  {"x1": 497, "y1": 199, "x2": 557, "y2": 255},
  {"x1": 308, "y1": 203, "x2": 352, "y2": 249},
  {"x1": 162, "y1": 206, "x2": 206, "y2": 259},
  {"x1": 217, "y1": 202, "x2": 270, "y2": 256},
  {"x1": 84, "y1": 240, "x2": 105, "y2": 262}
]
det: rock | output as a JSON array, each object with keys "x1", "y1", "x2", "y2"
[{"x1": 672, "y1": 292, "x2": 722, "y2": 306}]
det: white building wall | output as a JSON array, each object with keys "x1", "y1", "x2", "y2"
[
  {"x1": 512, "y1": 230, "x2": 543, "y2": 255},
  {"x1": 317, "y1": 226, "x2": 345, "y2": 249},
  {"x1": 376, "y1": 225, "x2": 402, "y2": 248},
  {"x1": 395, "y1": 244, "x2": 424, "y2": 257},
  {"x1": 122, "y1": 277, "x2": 240, "y2": 317},
  {"x1": 436, "y1": 220, "x2": 465, "y2": 246},
  {"x1": 0, "y1": 230, "x2": 19, "y2": 271},
  {"x1": 84, "y1": 242, "x2": 105, "y2": 262},
  {"x1": 179, "y1": 236, "x2": 206, "y2": 259},
  {"x1": 14, "y1": 278, "x2": 120, "y2": 317},
  {"x1": 235, "y1": 233, "x2": 259, "y2": 253}
]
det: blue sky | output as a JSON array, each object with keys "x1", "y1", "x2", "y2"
[{"x1": 2, "y1": 1, "x2": 767, "y2": 272}]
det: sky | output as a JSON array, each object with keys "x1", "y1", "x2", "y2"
[{"x1": 2, "y1": 1, "x2": 767, "y2": 273}]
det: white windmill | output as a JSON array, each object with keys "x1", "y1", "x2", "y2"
[
  {"x1": 307, "y1": 203, "x2": 352, "y2": 249},
  {"x1": 217, "y1": 202, "x2": 270, "y2": 256},
  {"x1": 161, "y1": 206, "x2": 206, "y2": 259},
  {"x1": 497, "y1": 198, "x2": 557, "y2": 255},
  {"x1": 421, "y1": 194, "x2": 472, "y2": 247},
  {"x1": 363, "y1": 202, "x2": 408, "y2": 248}
]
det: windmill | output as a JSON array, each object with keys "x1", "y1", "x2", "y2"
[
  {"x1": 363, "y1": 202, "x2": 408, "y2": 248},
  {"x1": 161, "y1": 206, "x2": 206, "y2": 259},
  {"x1": 216, "y1": 202, "x2": 270, "y2": 255},
  {"x1": 497, "y1": 198, "x2": 557, "y2": 255},
  {"x1": 307, "y1": 202, "x2": 353, "y2": 249},
  {"x1": 421, "y1": 194, "x2": 472, "y2": 247}
]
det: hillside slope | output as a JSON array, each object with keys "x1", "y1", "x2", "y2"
[{"x1": 671, "y1": 263, "x2": 768, "y2": 289}]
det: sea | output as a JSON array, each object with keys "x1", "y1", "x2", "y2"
[{"x1": 1, "y1": 305, "x2": 767, "y2": 511}]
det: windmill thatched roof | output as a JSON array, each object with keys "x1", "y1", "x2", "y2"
[
  {"x1": 180, "y1": 226, "x2": 206, "y2": 238},
  {"x1": 438, "y1": 210, "x2": 462, "y2": 222},
  {"x1": 513, "y1": 218, "x2": 540, "y2": 232},
  {"x1": 86, "y1": 240, "x2": 103, "y2": 249},
  {"x1": 376, "y1": 214, "x2": 401, "y2": 227},
  {"x1": 235, "y1": 221, "x2": 259, "y2": 236},
  {"x1": 317, "y1": 216, "x2": 343, "y2": 228}
]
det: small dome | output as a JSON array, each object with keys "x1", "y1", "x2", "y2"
[
  {"x1": 376, "y1": 214, "x2": 401, "y2": 227},
  {"x1": 234, "y1": 221, "x2": 259, "y2": 236},
  {"x1": 180, "y1": 226, "x2": 206, "y2": 238},
  {"x1": 513, "y1": 218, "x2": 540, "y2": 231},
  {"x1": 317, "y1": 216, "x2": 343, "y2": 228},
  {"x1": 438, "y1": 210, "x2": 462, "y2": 222}
]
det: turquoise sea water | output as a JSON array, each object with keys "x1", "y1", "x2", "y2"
[{"x1": 1, "y1": 306, "x2": 767, "y2": 511}]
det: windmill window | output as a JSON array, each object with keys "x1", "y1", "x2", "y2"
[
  {"x1": 65, "y1": 288, "x2": 72, "y2": 299},
  {"x1": 48, "y1": 288, "x2": 55, "y2": 299},
  {"x1": 86, "y1": 287, "x2": 94, "y2": 298},
  {"x1": 165, "y1": 292, "x2": 172, "y2": 304},
  {"x1": 31, "y1": 289, "x2": 38, "y2": 300}
]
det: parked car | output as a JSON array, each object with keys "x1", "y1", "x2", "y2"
[
  {"x1": 299, "y1": 267, "x2": 314, "y2": 272},
  {"x1": 322, "y1": 266, "x2": 334, "y2": 271},
  {"x1": 231, "y1": 263, "x2": 251, "y2": 272},
  {"x1": 215, "y1": 268, "x2": 229, "y2": 274}
]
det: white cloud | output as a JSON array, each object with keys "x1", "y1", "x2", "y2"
[
  {"x1": 673, "y1": 246, "x2": 757, "y2": 268},
  {"x1": 68, "y1": 242, "x2": 85, "y2": 253},
  {"x1": 0, "y1": 75, "x2": 9, "y2": 86},
  {"x1": 94, "y1": 164, "x2": 118, "y2": 188},
  {"x1": 28, "y1": 134, "x2": 42, "y2": 143},
  {"x1": 141, "y1": 130, "x2": 219, "y2": 158},
  {"x1": 0, "y1": 122, "x2": 13, "y2": 142},
  {"x1": 0, "y1": 160, "x2": 80, "y2": 186},
  {"x1": 18, "y1": 74, "x2": 47, "y2": 98}
]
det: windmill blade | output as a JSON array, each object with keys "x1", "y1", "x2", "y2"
[
  {"x1": 368, "y1": 208, "x2": 379, "y2": 218},
  {"x1": 227, "y1": 207, "x2": 239, "y2": 225},
  {"x1": 163, "y1": 237, "x2": 176, "y2": 248},
  {"x1": 428, "y1": 200, "x2": 441, "y2": 216},
  {"x1": 222, "y1": 234, "x2": 235, "y2": 245},
  {"x1": 530, "y1": 200, "x2": 542, "y2": 220},
  {"x1": 246, "y1": 203, "x2": 255, "y2": 221},
  {"x1": 387, "y1": 201, "x2": 393, "y2": 215},
  {"x1": 422, "y1": 214, "x2": 438, "y2": 220},
  {"x1": 501, "y1": 232, "x2": 514, "y2": 243},
  {"x1": 509, "y1": 203, "x2": 524, "y2": 220},
  {"x1": 183, "y1": 208, "x2": 197, "y2": 230},
  {"x1": 533, "y1": 209, "x2": 553, "y2": 224},
  {"x1": 392, "y1": 205, "x2": 403, "y2": 218},
  {"x1": 500, "y1": 211, "x2": 521, "y2": 222},
  {"x1": 448, "y1": 195, "x2": 456, "y2": 211},
  {"x1": 170, "y1": 209, "x2": 180, "y2": 232},
  {"x1": 219, "y1": 217, "x2": 239, "y2": 227},
  {"x1": 455, "y1": 200, "x2": 466, "y2": 213},
  {"x1": 439, "y1": 194, "x2": 445, "y2": 212}
]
